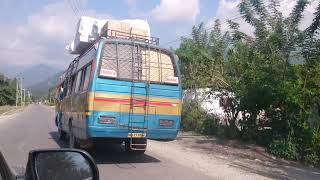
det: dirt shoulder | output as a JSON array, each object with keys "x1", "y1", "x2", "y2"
[
  {"x1": 0, "y1": 106, "x2": 24, "y2": 116},
  {"x1": 148, "y1": 132, "x2": 320, "y2": 180}
]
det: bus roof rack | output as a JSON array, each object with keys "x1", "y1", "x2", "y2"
[
  {"x1": 62, "y1": 29, "x2": 160, "y2": 81},
  {"x1": 101, "y1": 29, "x2": 160, "y2": 46},
  {"x1": 77, "y1": 29, "x2": 160, "y2": 57}
]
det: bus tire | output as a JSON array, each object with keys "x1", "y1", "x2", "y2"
[
  {"x1": 55, "y1": 115, "x2": 58, "y2": 127},
  {"x1": 79, "y1": 139, "x2": 94, "y2": 153},
  {"x1": 58, "y1": 128, "x2": 66, "y2": 141},
  {"x1": 68, "y1": 123, "x2": 80, "y2": 148},
  {"x1": 125, "y1": 138, "x2": 147, "y2": 155}
]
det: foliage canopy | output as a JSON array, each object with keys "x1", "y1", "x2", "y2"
[
  {"x1": 0, "y1": 74, "x2": 16, "y2": 106},
  {"x1": 177, "y1": 0, "x2": 320, "y2": 166}
]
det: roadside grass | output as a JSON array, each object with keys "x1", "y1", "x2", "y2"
[{"x1": 0, "y1": 105, "x2": 25, "y2": 116}]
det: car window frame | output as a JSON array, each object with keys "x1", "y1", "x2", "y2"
[{"x1": 0, "y1": 152, "x2": 15, "y2": 180}]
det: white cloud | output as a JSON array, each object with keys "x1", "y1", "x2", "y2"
[
  {"x1": 213, "y1": 0, "x2": 254, "y2": 35},
  {"x1": 17, "y1": 2, "x2": 76, "y2": 43},
  {"x1": 150, "y1": 0, "x2": 200, "y2": 23},
  {"x1": 125, "y1": 0, "x2": 138, "y2": 6},
  {"x1": 300, "y1": 0, "x2": 318, "y2": 29},
  {"x1": 267, "y1": 0, "x2": 318, "y2": 29},
  {"x1": 207, "y1": 0, "x2": 319, "y2": 37},
  {"x1": 216, "y1": 0, "x2": 240, "y2": 19},
  {"x1": 0, "y1": 0, "x2": 111, "y2": 69},
  {"x1": 0, "y1": 1, "x2": 76, "y2": 68}
]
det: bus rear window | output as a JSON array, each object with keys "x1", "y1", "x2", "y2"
[{"x1": 99, "y1": 43, "x2": 178, "y2": 84}]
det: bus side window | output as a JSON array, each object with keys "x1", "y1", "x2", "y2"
[
  {"x1": 79, "y1": 67, "x2": 87, "y2": 92},
  {"x1": 58, "y1": 86, "x2": 64, "y2": 100},
  {"x1": 82, "y1": 64, "x2": 92, "y2": 91},
  {"x1": 74, "y1": 70, "x2": 82, "y2": 93},
  {"x1": 63, "y1": 82, "x2": 68, "y2": 97},
  {"x1": 67, "y1": 80, "x2": 71, "y2": 96},
  {"x1": 72, "y1": 74, "x2": 78, "y2": 94},
  {"x1": 68, "y1": 75, "x2": 76, "y2": 96}
]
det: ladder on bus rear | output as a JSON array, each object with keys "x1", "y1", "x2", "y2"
[{"x1": 128, "y1": 44, "x2": 151, "y2": 151}]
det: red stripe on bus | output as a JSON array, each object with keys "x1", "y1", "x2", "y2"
[{"x1": 94, "y1": 97, "x2": 174, "y2": 107}]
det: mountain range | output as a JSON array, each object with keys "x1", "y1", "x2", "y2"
[
  {"x1": 27, "y1": 71, "x2": 63, "y2": 97},
  {"x1": 0, "y1": 64, "x2": 64, "y2": 97},
  {"x1": 16, "y1": 64, "x2": 61, "y2": 87}
]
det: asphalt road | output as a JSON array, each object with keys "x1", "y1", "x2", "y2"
[{"x1": 0, "y1": 104, "x2": 212, "y2": 180}]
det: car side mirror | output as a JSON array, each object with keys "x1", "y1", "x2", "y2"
[{"x1": 25, "y1": 149, "x2": 99, "y2": 180}]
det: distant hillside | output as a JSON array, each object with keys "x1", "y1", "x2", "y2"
[
  {"x1": 28, "y1": 71, "x2": 63, "y2": 97},
  {"x1": 17, "y1": 64, "x2": 61, "y2": 88},
  {"x1": 0, "y1": 65, "x2": 25, "y2": 78}
]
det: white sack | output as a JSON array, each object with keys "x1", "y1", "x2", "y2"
[
  {"x1": 67, "y1": 16, "x2": 108, "y2": 54},
  {"x1": 67, "y1": 16, "x2": 151, "y2": 55}
]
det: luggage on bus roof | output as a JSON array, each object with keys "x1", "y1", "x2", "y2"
[{"x1": 66, "y1": 16, "x2": 151, "y2": 55}]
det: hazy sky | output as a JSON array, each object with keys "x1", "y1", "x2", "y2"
[{"x1": 0, "y1": 0, "x2": 318, "y2": 73}]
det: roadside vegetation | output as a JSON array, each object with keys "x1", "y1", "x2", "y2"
[
  {"x1": 0, "y1": 73, "x2": 33, "y2": 115},
  {"x1": 0, "y1": 105, "x2": 25, "y2": 116},
  {"x1": 0, "y1": 106, "x2": 15, "y2": 115},
  {"x1": 0, "y1": 74, "x2": 21, "y2": 115},
  {"x1": 177, "y1": 0, "x2": 320, "y2": 167},
  {"x1": 45, "y1": 87, "x2": 56, "y2": 106},
  {"x1": 0, "y1": 74, "x2": 16, "y2": 106}
]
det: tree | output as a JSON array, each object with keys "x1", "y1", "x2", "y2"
[
  {"x1": 47, "y1": 87, "x2": 56, "y2": 105},
  {"x1": 0, "y1": 74, "x2": 16, "y2": 106},
  {"x1": 177, "y1": 0, "x2": 320, "y2": 166}
]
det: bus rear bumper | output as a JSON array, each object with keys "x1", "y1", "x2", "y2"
[{"x1": 88, "y1": 126, "x2": 178, "y2": 140}]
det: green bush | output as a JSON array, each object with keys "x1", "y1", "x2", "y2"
[
  {"x1": 300, "y1": 128, "x2": 320, "y2": 167},
  {"x1": 199, "y1": 115, "x2": 221, "y2": 135},
  {"x1": 304, "y1": 152, "x2": 320, "y2": 167},
  {"x1": 181, "y1": 100, "x2": 240, "y2": 138},
  {"x1": 268, "y1": 137, "x2": 299, "y2": 160},
  {"x1": 0, "y1": 76, "x2": 16, "y2": 106},
  {"x1": 255, "y1": 129, "x2": 273, "y2": 147},
  {"x1": 181, "y1": 101, "x2": 224, "y2": 134},
  {"x1": 181, "y1": 101, "x2": 208, "y2": 132}
]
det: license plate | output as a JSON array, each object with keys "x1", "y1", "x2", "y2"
[{"x1": 128, "y1": 133, "x2": 146, "y2": 138}]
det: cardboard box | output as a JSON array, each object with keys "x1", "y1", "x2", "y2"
[
  {"x1": 141, "y1": 49, "x2": 174, "y2": 82},
  {"x1": 131, "y1": 27, "x2": 148, "y2": 38},
  {"x1": 101, "y1": 20, "x2": 131, "y2": 38},
  {"x1": 160, "y1": 53, "x2": 175, "y2": 82}
]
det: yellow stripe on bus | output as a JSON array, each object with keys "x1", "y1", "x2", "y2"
[
  {"x1": 91, "y1": 102, "x2": 180, "y2": 115},
  {"x1": 88, "y1": 92, "x2": 181, "y2": 115},
  {"x1": 60, "y1": 92, "x2": 181, "y2": 116},
  {"x1": 92, "y1": 92, "x2": 181, "y2": 104}
]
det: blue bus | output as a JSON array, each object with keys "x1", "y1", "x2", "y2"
[{"x1": 55, "y1": 30, "x2": 181, "y2": 153}]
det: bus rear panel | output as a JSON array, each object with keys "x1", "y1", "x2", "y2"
[{"x1": 87, "y1": 39, "x2": 181, "y2": 140}]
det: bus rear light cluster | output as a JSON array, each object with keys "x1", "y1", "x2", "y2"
[{"x1": 98, "y1": 116, "x2": 116, "y2": 124}]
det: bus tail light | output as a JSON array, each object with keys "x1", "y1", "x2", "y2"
[
  {"x1": 159, "y1": 119, "x2": 174, "y2": 126},
  {"x1": 98, "y1": 116, "x2": 116, "y2": 124}
]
